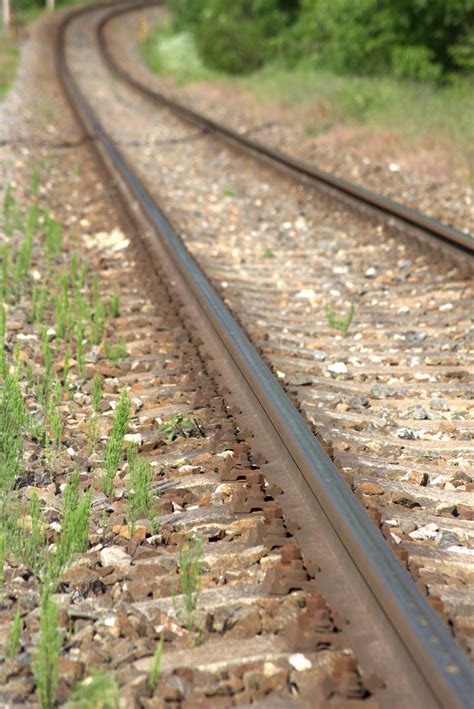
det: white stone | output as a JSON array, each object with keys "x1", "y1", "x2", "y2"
[
  {"x1": 328, "y1": 362, "x2": 348, "y2": 375},
  {"x1": 100, "y1": 546, "x2": 131, "y2": 568},
  {"x1": 124, "y1": 433, "x2": 142, "y2": 444},
  {"x1": 447, "y1": 546, "x2": 474, "y2": 556},
  {"x1": 289, "y1": 653, "x2": 313, "y2": 671},
  {"x1": 295, "y1": 288, "x2": 316, "y2": 299}
]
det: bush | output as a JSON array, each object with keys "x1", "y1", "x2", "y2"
[
  {"x1": 290, "y1": 0, "x2": 474, "y2": 80},
  {"x1": 168, "y1": 0, "x2": 294, "y2": 74}
]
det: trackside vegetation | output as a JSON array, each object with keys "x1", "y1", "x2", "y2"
[
  {"x1": 165, "y1": 0, "x2": 474, "y2": 80},
  {"x1": 141, "y1": 1, "x2": 474, "y2": 175}
]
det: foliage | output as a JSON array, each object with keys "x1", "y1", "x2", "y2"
[
  {"x1": 6, "y1": 607, "x2": 22, "y2": 657},
  {"x1": 173, "y1": 535, "x2": 203, "y2": 637},
  {"x1": 287, "y1": 0, "x2": 474, "y2": 80},
  {"x1": 34, "y1": 592, "x2": 61, "y2": 709},
  {"x1": 66, "y1": 671, "x2": 120, "y2": 709},
  {"x1": 57, "y1": 467, "x2": 92, "y2": 568},
  {"x1": 149, "y1": 635, "x2": 164, "y2": 692},
  {"x1": 126, "y1": 443, "x2": 159, "y2": 534},
  {"x1": 102, "y1": 388, "x2": 131, "y2": 495},
  {"x1": 167, "y1": 0, "x2": 294, "y2": 74},
  {"x1": 165, "y1": 0, "x2": 474, "y2": 81},
  {"x1": 157, "y1": 413, "x2": 204, "y2": 442},
  {"x1": 325, "y1": 302, "x2": 354, "y2": 335}
]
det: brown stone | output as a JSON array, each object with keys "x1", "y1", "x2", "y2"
[
  {"x1": 356, "y1": 482, "x2": 384, "y2": 495},
  {"x1": 59, "y1": 567, "x2": 102, "y2": 591},
  {"x1": 58, "y1": 657, "x2": 85, "y2": 684}
]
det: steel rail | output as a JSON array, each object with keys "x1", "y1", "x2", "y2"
[
  {"x1": 97, "y1": 1, "x2": 474, "y2": 255},
  {"x1": 57, "y1": 4, "x2": 474, "y2": 707}
]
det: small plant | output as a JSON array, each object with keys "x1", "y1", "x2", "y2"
[
  {"x1": 222, "y1": 188, "x2": 236, "y2": 197},
  {"x1": 48, "y1": 401, "x2": 62, "y2": 452},
  {"x1": 0, "y1": 532, "x2": 5, "y2": 588},
  {"x1": 111, "y1": 291, "x2": 120, "y2": 318},
  {"x1": 35, "y1": 284, "x2": 48, "y2": 325},
  {"x1": 67, "y1": 671, "x2": 120, "y2": 709},
  {"x1": 149, "y1": 634, "x2": 164, "y2": 692},
  {"x1": 91, "y1": 376, "x2": 102, "y2": 413},
  {"x1": 0, "y1": 244, "x2": 9, "y2": 300},
  {"x1": 76, "y1": 328, "x2": 86, "y2": 378},
  {"x1": 18, "y1": 492, "x2": 48, "y2": 575},
  {"x1": 87, "y1": 417, "x2": 99, "y2": 456},
  {"x1": 92, "y1": 300, "x2": 107, "y2": 345},
  {"x1": 102, "y1": 389, "x2": 131, "y2": 495},
  {"x1": 0, "y1": 304, "x2": 6, "y2": 342},
  {"x1": 57, "y1": 468, "x2": 92, "y2": 569},
  {"x1": 174, "y1": 535, "x2": 203, "y2": 636},
  {"x1": 6, "y1": 607, "x2": 21, "y2": 657},
  {"x1": 42, "y1": 213, "x2": 63, "y2": 258},
  {"x1": 262, "y1": 249, "x2": 275, "y2": 259},
  {"x1": 62, "y1": 348, "x2": 71, "y2": 390},
  {"x1": 104, "y1": 337, "x2": 127, "y2": 364},
  {"x1": 157, "y1": 413, "x2": 205, "y2": 442},
  {"x1": 325, "y1": 302, "x2": 355, "y2": 335},
  {"x1": 3, "y1": 184, "x2": 16, "y2": 234},
  {"x1": 31, "y1": 167, "x2": 41, "y2": 198},
  {"x1": 126, "y1": 444, "x2": 158, "y2": 534},
  {"x1": 34, "y1": 592, "x2": 61, "y2": 709}
]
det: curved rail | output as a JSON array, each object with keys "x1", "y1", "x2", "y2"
[
  {"x1": 97, "y1": 1, "x2": 473, "y2": 256},
  {"x1": 57, "y1": 4, "x2": 474, "y2": 708}
]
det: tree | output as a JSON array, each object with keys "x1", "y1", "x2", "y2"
[{"x1": 2, "y1": 0, "x2": 11, "y2": 30}]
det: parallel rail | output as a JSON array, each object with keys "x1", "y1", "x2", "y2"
[
  {"x1": 97, "y1": 1, "x2": 473, "y2": 256},
  {"x1": 57, "y1": 4, "x2": 474, "y2": 708}
]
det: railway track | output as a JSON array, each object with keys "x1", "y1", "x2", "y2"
[{"x1": 41, "y1": 1, "x2": 474, "y2": 706}]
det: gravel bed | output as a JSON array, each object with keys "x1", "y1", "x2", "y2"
[{"x1": 65, "y1": 6, "x2": 474, "y2": 658}]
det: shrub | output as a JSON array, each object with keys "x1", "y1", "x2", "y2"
[
  {"x1": 191, "y1": 0, "x2": 293, "y2": 74},
  {"x1": 290, "y1": 0, "x2": 474, "y2": 80}
]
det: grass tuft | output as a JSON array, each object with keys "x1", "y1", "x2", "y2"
[{"x1": 102, "y1": 389, "x2": 131, "y2": 495}]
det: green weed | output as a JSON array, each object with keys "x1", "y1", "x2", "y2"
[
  {"x1": 91, "y1": 376, "x2": 102, "y2": 413},
  {"x1": 149, "y1": 634, "x2": 164, "y2": 692},
  {"x1": 173, "y1": 535, "x2": 203, "y2": 636},
  {"x1": 111, "y1": 291, "x2": 120, "y2": 318},
  {"x1": 76, "y1": 328, "x2": 86, "y2": 378},
  {"x1": 104, "y1": 337, "x2": 127, "y2": 364},
  {"x1": 157, "y1": 413, "x2": 205, "y2": 442},
  {"x1": 67, "y1": 671, "x2": 119, "y2": 709},
  {"x1": 42, "y1": 212, "x2": 62, "y2": 258},
  {"x1": 87, "y1": 417, "x2": 99, "y2": 456},
  {"x1": 31, "y1": 167, "x2": 41, "y2": 198},
  {"x1": 325, "y1": 302, "x2": 354, "y2": 335},
  {"x1": 126, "y1": 443, "x2": 159, "y2": 534},
  {"x1": 56, "y1": 467, "x2": 92, "y2": 569},
  {"x1": 34, "y1": 592, "x2": 61, "y2": 709},
  {"x1": 6, "y1": 607, "x2": 21, "y2": 657},
  {"x1": 102, "y1": 389, "x2": 131, "y2": 495}
]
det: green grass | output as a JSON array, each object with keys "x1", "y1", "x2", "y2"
[
  {"x1": 67, "y1": 671, "x2": 119, "y2": 709},
  {"x1": 34, "y1": 592, "x2": 61, "y2": 709},
  {"x1": 102, "y1": 388, "x2": 131, "y2": 495},
  {"x1": 141, "y1": 26, "x2": 474, "y2": 180},
  {"x1": 141, "y1": 25, "x2": 217, "y2": 86},
  {"x1": 0, "y1": 32, "x2": 19, "y2": 100}
]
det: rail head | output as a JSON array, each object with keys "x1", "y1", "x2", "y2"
[{"x1": 57, "y1": 4, "x2": 474, "y2": 708}]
